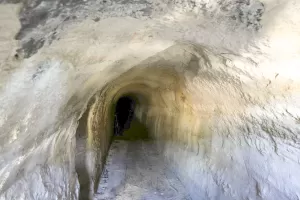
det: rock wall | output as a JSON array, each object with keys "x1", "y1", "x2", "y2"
[{"x1": 0, "y1": 0, "x2": 300, "y2": 199}]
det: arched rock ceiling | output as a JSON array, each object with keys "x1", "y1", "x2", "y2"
[{"x1": 0, "y1": 0, "x2": 300, "y2": 199}]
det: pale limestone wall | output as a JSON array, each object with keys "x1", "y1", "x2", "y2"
[
  {"x1": 0, "y1": 0, "x2": 300, "y2": 199},
  {"x1": 83, "y1": 43, "x2": 300, "y2": 199}
]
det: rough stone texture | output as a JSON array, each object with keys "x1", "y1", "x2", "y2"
[
  {"x1": 0, "y1": 0, "x2": 300, "y2": 200},
  {"x1": 1, "y1": 0, "x2": 264, "y2": 58}
]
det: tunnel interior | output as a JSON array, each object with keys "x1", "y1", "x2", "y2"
[
  {"x1": 74, "y1": 49, "x2": 198, "y2": 199},
  {"x1": 0, "y1": 1, "x2": 299, "y2": 199},
  {"x1": 113, "y1": 95, "x2": 149, "y2": 140}
]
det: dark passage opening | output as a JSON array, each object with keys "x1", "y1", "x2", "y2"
[
  {"x1": 114, "y1": 96, "x2": 135, "y2": 135},
  {"x1": 113, "y1": 95, "x2": 149, "y2": 140}
]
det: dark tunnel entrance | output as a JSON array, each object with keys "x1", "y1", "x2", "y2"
[
  {"x1": 114, "y1": 96, "x2": 135, "y2": 136},
  {"x1": 113, "y1": 95, "x2": 149, "y2": 140}
]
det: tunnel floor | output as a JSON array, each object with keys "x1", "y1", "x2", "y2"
[{"x1": 94, "y1": 140, "x2": 191, "y2": 200}]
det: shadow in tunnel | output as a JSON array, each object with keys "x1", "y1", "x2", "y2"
[
  {"x1": 113, "y1": 95, "x2": 149, "y2": 141},
  {"x1": 75, "y1": 110, "x2": 91, "y2": 200}
]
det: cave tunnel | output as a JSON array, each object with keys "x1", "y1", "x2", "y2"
[
  {"x1": 75, "y1": 65, "x2": 194, "y2": 200},
  {"x1": 1, "y1": 3, "x2": 299, "y2": 197}
]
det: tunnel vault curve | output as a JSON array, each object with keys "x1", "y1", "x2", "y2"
[
  {"x1": 73, "y1": 42, "x2": 300, "y2": 200},
  {"x1": 0, "y1": 0, "x2": 300, "y2": 198},
  {"x1": 79, "y1": 56, "x2": 188, "y2": 196},
  {"x1": 75, "y1": 43, "x2": 213, "y2": 198},
  {"x1": 74, "y1": 42, "x2": 267, "y2": 200},
  {"x1": 2, "y1": 37, "x2": 299, "y2": 200}
]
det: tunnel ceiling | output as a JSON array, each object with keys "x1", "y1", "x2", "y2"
[{"x1": 0, "y1": 0, "x2": 300, "y2": 200}]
